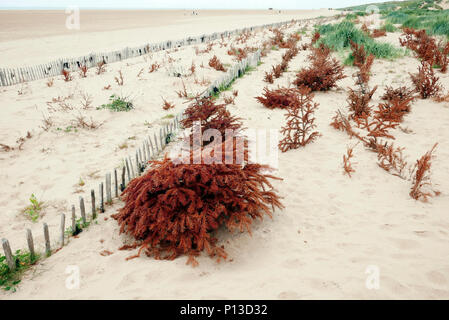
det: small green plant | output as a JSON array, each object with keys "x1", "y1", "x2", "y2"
[
  {"x1": 165, "y1": 132, "x2": 176, "y2": 144},
  {"x1": 99, "y1": 94, "x2": 134, "y2": 112},
  {"x1": 23, "y1": 194, "x2": 42, "y2": 222},
  {"x1": 161, "y1": 114, "x2": 175, "y2": 119},
  {"x1": 244, "y1": 65, "x2": 256, "y2": 74},
  {"x1": 65, "y1": 217, "x2": 91, "y2": 237},
  {"x1": 78, "y1": 178, "x2": 85, "y2": 186},
  {"x1": 64, "y1": 125, "x2": 77, "y2": 133},
  {"x1": 118, "y1": 142, "x2": 128, "y2": 149},
  {"x1": 0, "y1": 250, "x2": 40, "y2": 292}
]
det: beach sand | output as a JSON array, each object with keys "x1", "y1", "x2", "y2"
[
  {"x1": 1, "y1": 10, "x2": 449, "y2": 299},
  {"x1": 0, "y1": 9, "x2": 335, "y2": 66}
]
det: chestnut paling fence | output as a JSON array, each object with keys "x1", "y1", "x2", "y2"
[
  {"x1": 0, "y1": 15, "x2": 335, "y2": 87},
  {"x1": 0, "y1": 47, "x2": 263, "y2": 274}
]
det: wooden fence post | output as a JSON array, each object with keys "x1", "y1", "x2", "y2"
[
  {"x1": 79, "y1": 196, "x2": 86, "y2": 224},
  {"x1": 125, "y1": 158, "x2": 131, "y2": 182},
  {"x1": 135, "y1": 151, "x2": 140, "y2": 176},
  {"x1": 43, "y1": 223, "x2": 51, "y2": 256},
  {"x1": 26, "y1": 229, "x2": 35, "y2": 259},
  {"x1": 160, "y1": 128, "x2": 164, "y2": 149},
  {"x1": 139, "y1": 148, "x2": 143, "y2": 168},
  {"x1": 154, "y1": 133, "x2": 159, "y2": 152},
  {"x1": 121, "y1": 165, "x2": 126, "y2": 191},
  {"x1": 2, "y1": 239, "x2": 15, "y2": 271},
  {"x1": 142, "y1": 143, "x2": 147, "y2": 163},
  {"x1": 149, "y1": 136, "x2": 155, "y2": 156},
  {"x1": 129, "y1": 156, "x2": 136, "y2": 178},
  {"x1": 72, "y1": 205, "x2": 76, "y2": 234},
  {"x1": 106, "y1": 173, "x2": 112, "y2": 204},
  {"x1": 91, "y1": 189, "x2": 96, "y2": 219},
  {"x1": 114, "y1": 168, "x2": 118, "y2": 198},
  {"x1": 60, "y1": 213, "x2": 65, "y2": 247},
  {"x1": 99, "y1": 182, "x2": 104, "y2": 213}
]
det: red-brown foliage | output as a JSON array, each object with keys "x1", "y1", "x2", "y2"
[
  {"x1": 410, "y1": 61, "x2": 442, "y2": 99},
  {"x1": 149, "y1": 63, "x2": 160, "y2": 73},
  {"x1": 271, "y1": 29, "x2": 287, "y2": 48},
  {"x1": 96, "y1": 61, "x2": 106, "y2": 75},
  {"x1": 347, "y1": 86, "x2": 377, "y2": 119},
  {"x1": 209, "y1": 55, "x2": 226, "y2": 72},
  {"x1": 255, "y1": 87, "x2": 298, "y2": 110},
  {"x1": 399, "y1": 28, "x2": 448, "y2": 72},
  {"x1": 400, "y1": 28, "x2": 438, "y2": 65},
  {"x1": 272, "y1": 65, "x2": 283, "y2": 78},
  {"x1": 79, "y1": 65, "x2": 88, "y2": 78},
  {"x1": 162, "y1": 98, "x2": 175, "y2": 110},
  {"x1": 176, "y1": 80, "x2": 188, "y2": 98},
  {"x1": 282, "y1": 49, "x2": 296, "y2": 64},
  {"x1": 371, "y1": 29, "x2": 387, "y2": 38},
  {"x1": 311, "y1": 31, "x2": 320, "y2": 45},
  {"x1": 381, "y1": 86, "x2": 415, "y2": 103},
  {"x1": 114, "y1": 70, "x2": 124, "y2": 86},
  {"x1": 373, "y1": 97, "x2": 414, "y2": 123},
  {"x1": 343, "y1": 145, "x2": 356, "y2": 177},
  {"x1": 264, "y1": 72, "x2": 274, "y2": 83},
  {"x1": 436, "y1": 41, "x2": 449, "y2": 73},
  {"x1": 350, "y1": 41, "x2": 374, "y2": 86},
  {"x1": 410, "y1": 143, "x2": 439, "y2": 201},
  {"x1": 227, "y1": 46, "x2": 249, "y2": 61},
  {"x1": 181, "y1": 97, "x2": 242, "y2": 147},
  {"x1": 354, "y1": 113, "x2": 399, "y2": 140},
  {"x1": 373, "y1": 140, "x2": 408, "y2": 179},
  {"x1": 294, "y1": 44, "x2": 346, "y2": 91},
  {"x1": 350, "y1": 41, "x2": 368, "y2": 67},
  {"x1": 223, "y1": 95, "x2": 235, "y2": 105},
  {"x1": 62, "y1": 69, "x2": 72, "y2": 82},
  {"x1": 190, "y1": 62, "x2": 196, "y2": 75},
  {"x1": 112, "y1": 154, "x2": 283, "y2": 266},
  {"x1": 361, "y1": 23, "x2": 370, "y2": 34},
  {"x1": 278, "y1": 86, "x2": 320, "y2": 152}
]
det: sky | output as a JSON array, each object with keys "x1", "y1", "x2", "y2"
[{"x1": 0, "y1": 0, "x2": 390, "y2": 10}]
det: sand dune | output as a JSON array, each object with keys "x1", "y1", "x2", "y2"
[
  {"x1": 0, "y1": 9, "x2": 336, "y2": 66},
  {"x1": 1, "y1": 9, "x2": 449, "y2": 299}
]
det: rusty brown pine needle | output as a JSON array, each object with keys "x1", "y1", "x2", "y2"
[
  {"x1": 343, "y1": 145, "x2": 357, "y2": 177},
  {"x1": 410, "y1": 61, "x2": 443, "y2": 99},
  {"x1": 112, "y1": 148, "x2": 283, "y2": 266},
  {"x1": 278, "y1": 86, "x2": 320, "y2": 152},
  {"x1": 410, "y1": 143, "x2": 439, "y2": 202},
  {"x1": 294, "y1": 44, "x2": 346, "y2": 91}
]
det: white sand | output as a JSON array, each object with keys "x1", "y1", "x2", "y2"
[
  {"x1": 0, "y1": 9, "x2": 336, "y2": 66},
  {"x1": 1, "y1": 9, "x2": 449, "y2": 299}
]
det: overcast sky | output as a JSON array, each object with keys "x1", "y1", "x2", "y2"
[{"x1": 0, "y1": 0, "x2": 390, "y2": 10}]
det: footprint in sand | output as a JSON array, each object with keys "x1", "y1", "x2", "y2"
[
  {"x1": 278, "y1": 291, "x2": 302, "y2": 299},
  {"x1": 280, "y1": 258, "x2": 304, "y2": 269},
  {"x1": 426, "y1": 271, "x2": 447, "y2": 286},
  {"x1": 388, "y1": 237, "x2": 420, "y2": 250}
]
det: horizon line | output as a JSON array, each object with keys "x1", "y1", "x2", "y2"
[{"x1": 0, "y1": 7, "x2": 333, "y2": 10}]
